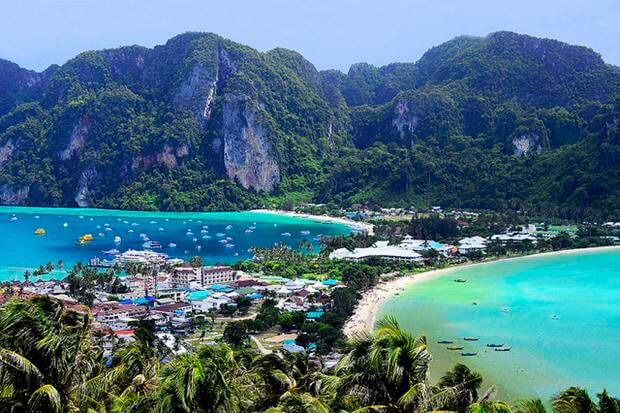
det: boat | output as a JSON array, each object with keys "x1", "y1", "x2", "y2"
[
  {"x1": 245, "y1": 229, "x2": 253, "y2": 233},
  {"x1": 464, "y1": 337, "x2": 479, "y2": 341},
  {"x1": 63, "y1": 222, "x2": 69, "y2": 228},
  {"x1": 216, "y1": 233, "x2": 225, "y2": 237},
  {"x1": 218, "y1": 239, "x2": 228, "y2": 244},
  {"x1": 281, "y1": 232, "x2": 292, "y2": 237},
  {"x1": 114, "y1": 236, "x2": 122, "y2": 243},
  {"x1": 34, "y1": 228, "x2": 46, "y2": 235},
  {"x1": 437, "y1": 340, "x2": 453, "y2": 344},
  {"x1": 127, "y1": 229, "x2": 134, "y2": 233},
  {"x1": 472, "y1": 301, "x2": 479, "y2": 306},
  {"x1": 9, "y1": 216, "x2": 17, "y2": 222},
  {"x1": 139, "y1": 233, "x2": 147, "y2": 238},
  {"x1": 454, "y1": 279, "x2": 467, "y2": 283},
  {"x1": 461, "y1": 352, "x2": 478, "y2": 357},
  {"x1": 168, "y1": 243, "x2": 177, "y2": 248},
  {"x1": 486, "y1": 343, "x2": 504, "y2": 348},
  {"x1": 226, "y1": 244, "x2": 235, "y2": 248},
  {"x1": 300, "y1": 230, "x2": 311, "y2": 235},
  {"x1": 226, "y1": 225, "x2": 233, "y2": 230},
  {"x1": 80, "y1": 234, "x2": 94, "y2": 242},
  {"x1": 149, "y1": 220, "x2": 157, "y2": 224},
  {"x1": 551, "y1": 315, "x2": 560, "y2": 320},
  {"x1": 142, "y1": 240, "x2": 162, "y2": 249},
  {"x1": 501, "y1": 307, "x2": 510, "y2": 313},
  {"x1": 494, "y1": 347, "x2": 512, "y2": 352},
  {"x1": 158, "y1": 227, "x2": 164, "y2": 231},
  {"x1": 102, "y1": 249, "x2": 120, "y2": 256},
  {"x1": 447, "y1": 345, "x2": 464, "y2": 351}
]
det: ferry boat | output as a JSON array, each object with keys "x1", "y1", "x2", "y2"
[{"x1": 114, "y1": 249, "x2": 168, "y2": 265}]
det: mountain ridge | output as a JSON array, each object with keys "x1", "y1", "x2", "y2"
[{"x1": 0, "y1": 30, "x2": 618, "y2": 218}]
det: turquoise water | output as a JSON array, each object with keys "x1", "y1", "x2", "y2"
[
  {"x1": 378, "y1": 249, "x2": 620, "y2": 401},
  {"x1": 0, "y1": 206, "x2": 350, "y2": 280}
]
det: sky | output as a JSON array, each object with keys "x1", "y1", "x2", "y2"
[{"x1": 1, "y1": 0, "x2": 619, "y2": 72}]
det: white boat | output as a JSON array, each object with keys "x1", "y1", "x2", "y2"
[
  {"x1": 281, "y1": 232, "x2": 291, "y2": 237},
  {"x1": 142, "y1": 240, "x2": 162, "y2": 249},
  {"x1": 114, "y1": 236, "x2": 122, "y2": 243},
  {"x1": 226, "y1": 244, "x2": 235, "y2": 248},
  {"x1": 63, "y1": 222, "x2": 69, "y2": 228},
  {"x1": 128, "y1": 229, "x2": 134, "y2": 233},
  {"x1": 216, "y1": 233, "x2": 225, "y2": 237},
  {"x1": 9, "y1": 216, "x2": 17, "y2": 222},
  {"x1": 139, "y1": 233, "x2": 147, "y2": 238},
  {"x1": 245, "y1": 229, "x2": 253, "y2": 234},
  {"x1": 226, "y1": 225, "x2": 233, "y2": 230},
  {"x1": 300, "y1": 230, "x2": 311, "y2": 235},
  {"x1": 149, "y1": 220, "x2": 157, "y2": 224},
  {"x1": 168, "y1": 243, "x2": 177, "y2": 248},
  {"x1": 158, "y1": 227, "x2": 164, "y2": 231},
  {"x1": 218, "y1": 239, "x2": 228, "y2": 244},
  {"x1": 35, "y1": 215, "x2": 40, "y2": 219},
  {"x1": 105, "y1": 227, "x2": 113, "y2": 232},
  {"x1": 202, "y1": 235, "x2": 211, "y2": 240}
]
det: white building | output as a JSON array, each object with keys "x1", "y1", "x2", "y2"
[
  {"x1": 200, "y1": 266, "x2": 238, "y2": 286},
  {"x1": 329, "y1": 241, "x2": 423, "y2": 264},
  {"x1": 458, "y1": 236, "x2": 487, "y2": 255}
]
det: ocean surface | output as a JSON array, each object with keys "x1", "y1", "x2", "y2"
[
  {"x1": 378, "y1": 248, "x2": 620, "y2": 402},
  {"x1": 0, "y1": 206, "x2": 350, "y2": 280}
]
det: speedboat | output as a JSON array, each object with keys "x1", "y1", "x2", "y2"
[
  {"x1": 300, "y1": 230, "x2": 311, "y2": 235},
  {"x1": 114, "y1": 236, "x2": 122, "y2": 243},
  {"x1": 454, "y1": 279, "x2": 467, "y2": 283},
  {"x1": 168, "y1": 243, "x2": 177, "y2": 248},
  {"x1": 501, "y1": 307, "x2": 510, "y2": 313},
  {"x1": 63, "y1": 222, "x2": 69, "y2": 228},
  {"x1": 142, "y1": 241, "x2": 162, "y2": 249},
  {"x1": 551, "y1": 315, "x2": 560, "y2": 320},
  {"x1": 281, "y1": 232, "x2": 292, "y2": 237}
]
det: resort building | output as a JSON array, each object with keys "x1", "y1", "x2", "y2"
[
  {"x1": 200, "y1": 266, "x2": 238, "y2": 286},
  {"x1": 170, "y1": 265, "x2": 197, "y2": 289},
  {"x1": 457, "y1": 236, "x2": 488, "y2": 255},
  {"x1": 329, "y1": 241, "x2": 423, "y2": 264}
]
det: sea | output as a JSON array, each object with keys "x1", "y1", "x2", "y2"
[
  {"x1": 0, "y1": 206, "x2": 351, "y2": 280},
  {"x1": 378, "y1": 248, "x2": 620, "y2": 402}
]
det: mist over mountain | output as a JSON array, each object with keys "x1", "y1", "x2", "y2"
[{"x1": 0, "y1": 31, "x2": 618, "y2": 218}]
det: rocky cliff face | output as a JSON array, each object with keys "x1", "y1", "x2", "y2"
[
  {"x1": 0, "y1": 185, "x2": 29, "y2": 205},
  {"x1": 75, "y1": 165, "x2": 98, "y2": 208},
  {"x1": 221, "y1": 94, "x2": 280, "y2": 192},
  {"x1": 59, "y1": 115, "x2": 92, "y2": 160},
  {"x1": 512, "y1": 133, "x2": 543, "y2": 156}
]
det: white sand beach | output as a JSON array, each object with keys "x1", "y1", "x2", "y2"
[
  {"x1": 250, "y1": 209, "x2": 375, "y2": 235},
  {"x1": 342, "y1": 245, "x2": 620, "y2": 337}
]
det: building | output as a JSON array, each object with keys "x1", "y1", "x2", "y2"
[
  {"x1": 200, "y1": 266, "x2": 238, "y2": 286},
  {"x1": 458, "y1": 236, "x2": 487, "y2": 255},
  {"x1": 329, "y1": 242, "x2": 423, "y2": 264},
  {"x1": 171, "y1": 265, "x2": 197, "y2": 289}
]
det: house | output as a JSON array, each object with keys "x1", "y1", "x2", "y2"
[
  {"x1": 94, "y1": 304, "x2": 147, "y2": 324},
  {"x1": 200, "y1": 266, "x2": 239, "y2": 286},
  {"x1": 152, "y1": 302, "x2": 193, "y2": 320},
  {"x1": 458, "y1": 236, "x2": 487, "y2": 255}
]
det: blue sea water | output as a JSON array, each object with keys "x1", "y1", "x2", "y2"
[
  {"x1": 0, "y1": 206, "x2": 350, "y2": 280},
  {"x1": 378, "y1": 248, "x2": 620, "y2": 401}
]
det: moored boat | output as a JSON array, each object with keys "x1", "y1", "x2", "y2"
[
  {"x1": 461, "y1": 352, "x2": 478, "y2": 356},
  {"x1": 447, "y1": 345, "x2": 464, "y2": 350},
  {"x1": 464, "y1": 337, "x2": 479, "y2": 341}
]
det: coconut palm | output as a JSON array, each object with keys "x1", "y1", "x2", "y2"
[
  {"x1": 438, "y1": 363, "x2": 484, "y2": 412},
  {"x1": 333, "y1": 316, "x2": 481, "y2": 413},
  {"x1": 154, "y1": 344, "x2": 243, "y2": 412},
  {"x1": 552, "y1": 387, "x2": 620, "y2": 413},
  {"x1": 0, "y1": 296, "x2": 107, "y2": 412}
]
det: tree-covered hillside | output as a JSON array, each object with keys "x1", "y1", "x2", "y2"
[{"x1": 0, "y1": 31, "x2": 619, "y2": 218}]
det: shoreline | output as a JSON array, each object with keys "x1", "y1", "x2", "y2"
[
  {"x1": 343, "y1": 245, "x2": 620, "y2": 337},
  {"x1": 250, "y1": 209, "x2": 375, "y2": 235}
]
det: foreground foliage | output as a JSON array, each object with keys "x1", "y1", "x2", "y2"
[{"x1": 0, "y1": 296, "x2": 617, "y2": 412}]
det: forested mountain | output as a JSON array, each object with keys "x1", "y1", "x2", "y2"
[{"x1": 0, "y1": 31, "x2": 619, "y2": 218}]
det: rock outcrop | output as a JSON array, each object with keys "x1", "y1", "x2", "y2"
[
  {"x1": 392, "y1": 99, "x2": 418, "y2": 142},
  {"x1": 0, "y1": 185, "x2": 29, "y2": 205},
  {"x1": 221, "y1": 94, "x2": 280, "y2": 192},
  {"x1": 75, "y1": 165, "x2": 98, "y2": 207},
  {"x1": 59, "y1": 116, "x2": 92, "y2": 160},
  {"x1": 512, "y1": 133, "x2": 543, "y2": 156}
]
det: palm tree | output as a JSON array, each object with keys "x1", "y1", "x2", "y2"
[
  {"x1": 154, "y1": 344, "x2": 243, "y2": 412},
  {"x1": 332, "y1": 316, "x2": 482, "y2": 413},
  {"x1": 438, "y1": 363, "x2": 484, "y2": 411},
  {"x1": 552, "y1": 387, "x2": 620, "y2": 413},
  {"x1": 0, "y1": 296, "x2": 107, "y2": 411}
]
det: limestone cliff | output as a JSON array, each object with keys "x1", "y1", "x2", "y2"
[{"x1": 221, "y1": 94, "x2": 280, "y2": 192}]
